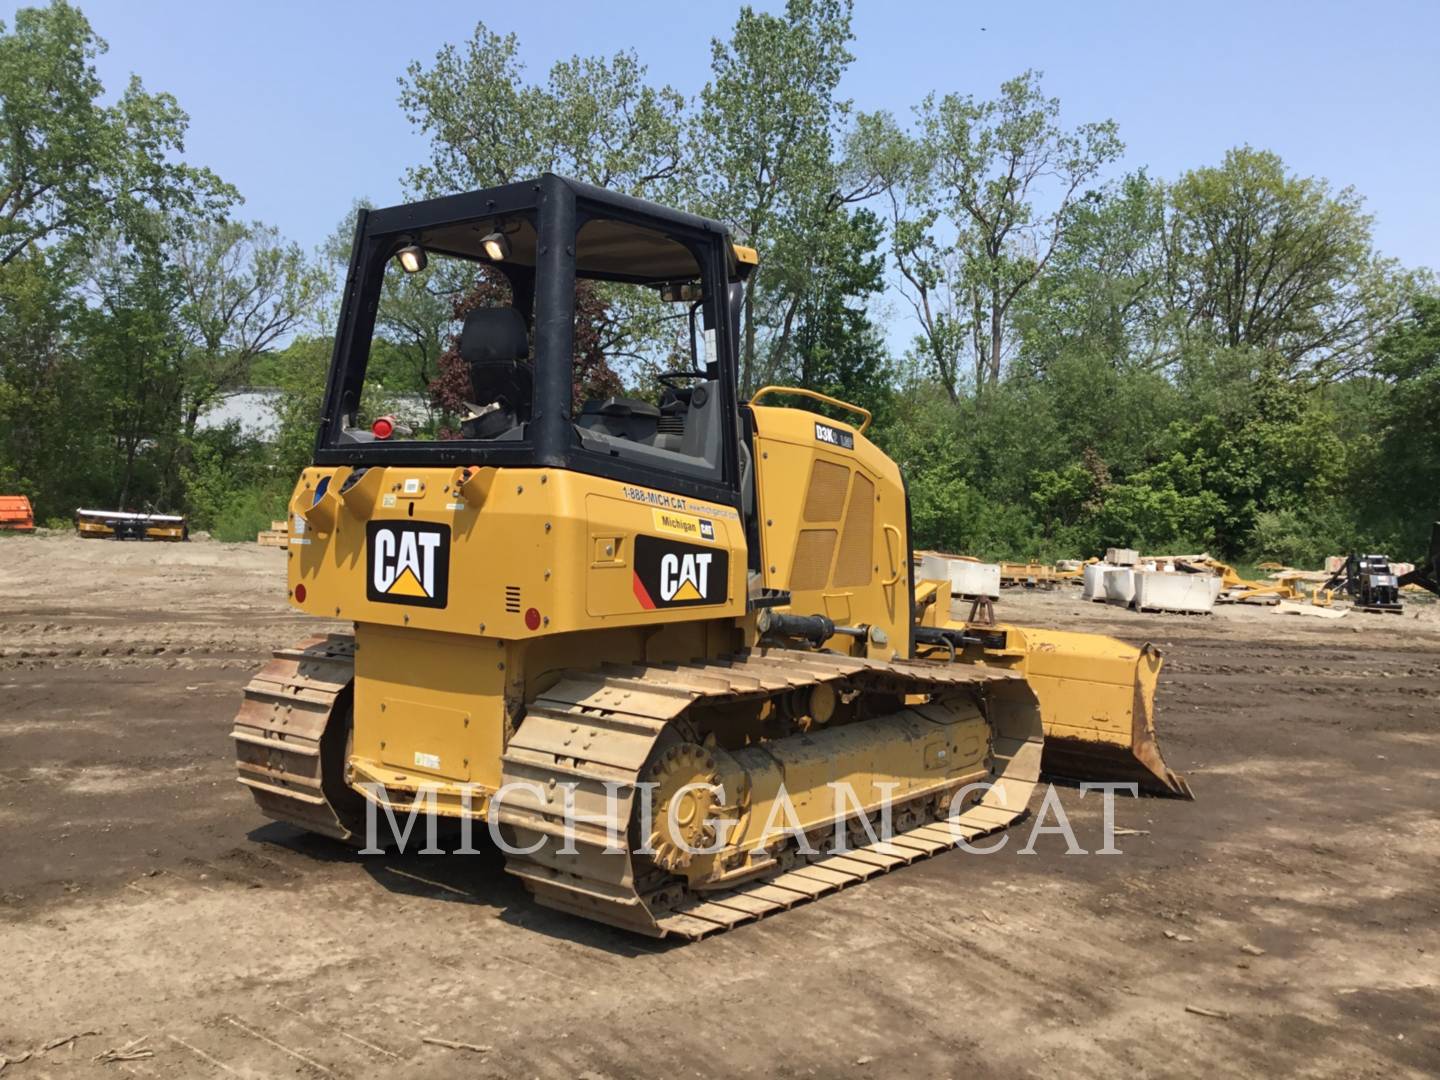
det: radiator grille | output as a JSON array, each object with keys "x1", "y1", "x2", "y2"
[
  {"x1": 790, "y1": 529, "x2": 838, "y2": 591},
  {"x1": 803, "y1": 460, "x2": 851, "y2": 522},
  {"x1": 833, "y1": 472, "x2": 875, "y2": 587}
]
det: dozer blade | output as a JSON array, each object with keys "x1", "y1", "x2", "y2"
[
  {"x1": 916, "y1": 586, "x2": 1193, "y2": 799},
  {"x1": 1005, "y1": 626, "x2": 1193, "y2": 799}
]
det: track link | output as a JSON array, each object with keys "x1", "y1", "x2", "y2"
[
  {"x1": 498, "y1": 648, "x2": 1042, "y2": 939},
  {"x1": 231, "y1": 634, "x2": 360, "y2": 841}
]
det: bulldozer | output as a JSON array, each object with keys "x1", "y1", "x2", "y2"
[{"x1": 232, "y1": 176, "x2": 1186, "y2": 939}]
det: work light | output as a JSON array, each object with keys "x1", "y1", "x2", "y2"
[{"x1": 480, "y1": 231, "x2": 511, "y2": 261}]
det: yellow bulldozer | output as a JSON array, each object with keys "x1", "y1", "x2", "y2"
[{"x1": 232, "y1": 176, "x2": 1189, "y2": 940}]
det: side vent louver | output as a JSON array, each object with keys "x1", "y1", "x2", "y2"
[{"x1": 504, "y1": 586, "x2": 521, "y2": 613}]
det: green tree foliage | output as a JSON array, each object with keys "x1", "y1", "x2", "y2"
[
  {"x1": 0, "y1": 1, "x2": 231, "y2": 266},
  {"x1": 2, "y1": 1, "x2": 1435, "y2": 569},
  {"x1": 697, "y1": 0, "x2": 869, "y2": 395},
  {"x1": 78, "y1": 230, "x2": 188, "y2": 509},
  {"x1": 1165, "y1": 147, "x2": 1414, "y2": 381},
  {"x1": 775, "y1": 208, "x2": 892, "y2": 421},
  {"x1": 173, "y1": 219, "x2": 325, "y2": 449},
  {"x1": 910, "y1": 139, "x2": 1435, "y2": 565},
  {"x1": 1015, "y1": 171, "x2": 1171, "y2": 373},
  {"x1": 1367, "y1": 295, "x2": 1440, "y2": 552},
  {"x1": 0, "y1": 247, "x2": 86, "y2": 516},
  {"x1": 852, "y1": 72, "x2": 1122, "y2": 397},
  {"x1": 399, "y1": 23, "x2": 686, "y2": 199}
]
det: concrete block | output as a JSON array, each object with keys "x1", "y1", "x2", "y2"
[
  {"x1": 1133, "y1": 570, "x2": 1220, "y2": 613},
  {"x1": 1082, "y1": 562, "x2": 1113, "y2": 601},
  {"x1": 919, "y1": 554, "x2": 1000, "y2": 599},
  {"x1": 1103, "y1": 567, "x2": 1136, "y2": 606}
]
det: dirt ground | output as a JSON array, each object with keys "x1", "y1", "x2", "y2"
[{"x1": 1, "y1": 532, "x2": 1437, "y2": 1079}]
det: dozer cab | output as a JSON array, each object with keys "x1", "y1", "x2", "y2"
[{"x1": 233, "y1": 176, "x2": 1182, "y2": 939}]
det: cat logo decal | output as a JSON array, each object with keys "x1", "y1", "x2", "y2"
[
  {"x1": 367, "y1": 521, "x2": 450, "y2": 608},
  {"x1": 632, "y1": 535, "x2": 728, "y2": 609}
]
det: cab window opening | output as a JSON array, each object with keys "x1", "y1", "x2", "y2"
[{"x1": 328, "y1": 192, "x2": 736, "y2": 496}]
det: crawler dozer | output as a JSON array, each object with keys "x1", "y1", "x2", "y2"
[{"x1": 232, "y1": 176, "x2": 1180, "y2": 939}]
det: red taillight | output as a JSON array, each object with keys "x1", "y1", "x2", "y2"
[
  {"x1": 524, "y1": 607, "x2": 541, "y2": 631},
  {"x1": 294, "y1": 583, "x2": 307, "y2": 603},
  {"x1": 372, "y1": 416, "x2": 395, "y2": 440}
]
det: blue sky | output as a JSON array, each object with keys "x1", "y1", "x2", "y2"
[{"x1": 66, "y1": 0, "x2": 1440, "y2": 272}]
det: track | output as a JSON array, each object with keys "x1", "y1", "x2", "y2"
[
  {"x1": 231, "y1": 638, "x2": 1042, "y2": 940},
  {"x1": 231, "y1": 634, "x2": 361, "y2": 842},
  {"x1": 497, "y1": 649, "x2": 1042, "y2": 939}
]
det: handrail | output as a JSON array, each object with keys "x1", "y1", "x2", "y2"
[
  {"x1": 881, "y1": 524, "x2": 906, "y2": 586},
  {"x1": 749, "y1": 385, "x2": 872, "y2": 434}
]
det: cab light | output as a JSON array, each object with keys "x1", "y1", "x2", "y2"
[{"x1": 396, "y1": 245, "x2": 427, "y2": 273}]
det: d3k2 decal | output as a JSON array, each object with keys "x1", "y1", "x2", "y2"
[
  {"x1": 632, "y1": 534, "x2": 729, "y2": 609},
  {"x1": 367, "y1": 520, "x2": 450, "y2": 608},
  {"x1": 814, "y1": 421, "x2": 855, "y2": 450}
]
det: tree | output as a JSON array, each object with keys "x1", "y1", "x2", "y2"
[
  {"x1": 0, "y1": 247, "x2": 82, "y2": 517},
  {"x1": 79, "y1": 229, "x2": 187, "y2": 507},
  {"x1": 1370, "y1": 294, "x2": 1440, "y2": 550},
  {"x1": 1015, "y1": 171, "x2": 1170, "y2": 373},
  {"x1": 854, "y1": 71, "x2": 1121, "y2": 396},
  {"x1": 0, "y1": 1, "x2": 232, "y2": 268},
  {"x1": 697, "y1": 0, "x2": 867, "y2": 395},
  {"x1": 1165, "y1": 147, "x2": 1416, "y2": 382},
  {"x1": 399, "y1": 23, "x2": 687, "y2": 200},
  {"x1": 781, "y1": 207, "x2": 891, "y2": 418},
  {"x1": 172, "y1": 220, "x2": 325, "y2": 451},
  {"x1": 398, "y1": 24, "x2": 692, "y2": 393}
]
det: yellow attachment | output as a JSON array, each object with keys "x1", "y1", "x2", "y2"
[
  {"x1": 750, "y1": 385, "x2": 872, "y2": 434},
  {"x1": 1189, "y1": 557, "x2": 1300, "y2": 603},
  {"x1": 1001, "y1": 624, "x2": 1190, "y2": 798},
  {"x1": 914, "y1": 575, "x2": 1193, "y2": 798},
  {"x1": 74, "y1": 509, "x2": 187, "y2": 541}
]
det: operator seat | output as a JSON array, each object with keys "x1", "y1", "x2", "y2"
[{"x1": 460, "y1": 307, "x2": 533, "y2": 439}]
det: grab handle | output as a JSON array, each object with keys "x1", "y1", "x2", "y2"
[
  {"x1": 750, "y1": 385, "x2": 872, "y2": 434},
  {"x1": 882, "y1": 524, "x2": 906, "y2": 586}
]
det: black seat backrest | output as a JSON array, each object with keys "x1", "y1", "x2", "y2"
[{"x1": 461, "y1": 307, "x2": 532, "y2": 415}]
